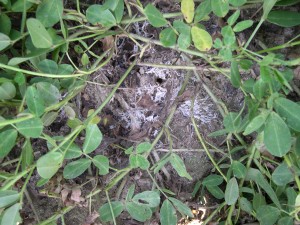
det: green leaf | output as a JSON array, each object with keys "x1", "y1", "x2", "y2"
[
  {"x1": 0, "y1": 14, "x2": 12, "y2": 35},
  {"x1": 206, "y1": 185, "x2": 224, "y2": 199},
  {"x1": 83, "y1": 124, "x2": 102, "y2": 154},
  {"x1": 243, "y1": 113, "x2": 268, "y2": 135},
  {"x1": 159, "y1": 28, "x2": 177, "y2": 47},
  {"x1": 92, "y1": 155, "x2": 109, "y2": 175},
  {"x1": 0, "y1": 129, "x2": 18, "y2": 158},
  {"x1": 12, "y1": 0, "x2": 33, "y2": 12},
  {"x1": 63, "y1": 158, "x2": 91, "y2": 179},
  {"x1": 194, "y1": 0, "x2": 211, "y2": 23},
  {"x1": 104, "y1": 0, "x2": 119, "y2": 10},
  {"x1": 230, "y1": 60, "x2": 241, "y2": 88},
  {"x1": 276, "y1": 0, "x2": 300, "y2": 6},
  {"x1": 126, "y1": 202, "x2": 152, "y2": 222},
  {"x1": 26, "y1": 18, "x2": 52, "y2": 49},
  {"x1": 191, "y1": 26, "x2": 212, "y2": 51},
  {"x1": 136, "y1": 142, "x2": 152, "y2": 154},
  {"x1": 42, "y1": 111, "x2": 59, "y2": 126},
  {"x1": 260, "y1": 65, "x2": 272, "y2": 82},
  {"x1": 21, "y1": 140, "x2": 34, "y2": 170},
  {"x1": 86, "y1": 4, "x2": 116, "y2": 27},
  {"x1": 231, "y1": 161, "x2": 246, "y2": 179},
  {"x1": 221, "y1": 25, "x2": 236, "y2": 46},
  {"x1": 16, "y1": 117, "x2": 43, "y2": 138},
  {"x1": 99, "y1": 201, "x2": 124, "y2": 222},
  {"x1": 0, "y1": 82, "x2": 16, "y2": 100},
  {"x1": 0, "y1": 191, "x2": 20, "y2": 208},
  {"x1": 211, "y1": 0, "x2": 229, "y2": 17},
  {"x1": 1, "y1": 203, "x2": 22, "y2": 225},
  {"x1": 125, "y1": 184, "x2": 135, "y2": 202},
  {"x1": 253, "y1": 79, "x2": 267, "y2": 100},
  {"x1": 170, "y1": 153, "x2": 192, "y2": 180},
  {"x1": 144, "y1": 4, "x2": 168, "y2": 28},
  {"x1": 223, "y1": 112, "x2": 241, "y2": 133},
  {"x1": 296, "y1": 136, "x2": 300, "y2": 157},
  {"x1": 278, "y1": 217, "x2": 294, "y2": 225},
  {"x1": 178, "y1": 33, "x2": 191, "y2": 49},
  {"x1": 274, "y1": 97, "x2": 300, "y2": 132},
  {"x1": 38, "y1": 59, "x2": 58, "y2": 74},
  {"x1": 202, "y1": 174, "x2": 223, "y2": 186},
  {"x1": 246, "y1": 168, "x2": 280, "y2": 208},
  {"x1": 181, "y1": 0, "x2": 194, "y2": 23},
  {"x1": 253, "y1": 193, "x2": 266, "y2": 211},
  {"x1": 113, "y1": 0, "x2": 124, "y2": 23},
  {"x1": 262, "y1": 0, "x2": 277, "y2": 19},
  {"x1": 233, "y1": 20, "x2": 253, "y2": 32},
  {"x1": 132, "y1": 191, "x2": 160, "y2": 208},
  {"x1": 36, "y1": 0, "x2": 64, "y2": 27},
  {"x1": 0, "y1": 33, "x2": 11, "y2": 51},
  {"x1": 81, "y1": 53, "x2": 89, "y2": 66},
  {"x1": 225, "y1": 177, "x2": 239, "y2": 205},
  {"x1": 36, "y1": 82, "x2": 61, "y2": 107},
  {"x1": 239, "y1": 197, "x2": 252, "y2": 214},
  {"x1": 63, "y1": 142, "x2": 82, "y2": 159},
  {"x1": 264, "y1": 112, "x2": 291, "y2": 157},
  {"x1": 25, "y1": 86, "x2": 45, "y2": 117},
  {"x1": 8, "y1": 48, "x2": 49, "y2": 66},
  {"x1": 227, "y1": 10, "x2": 240, "y2": 26},
  {"x1": 160, "y1": 200, "x2": 177, "y2": 225},
  {"x1": 169, "y1": 197, "x2": 194, "y2": 218},
  {"x1": 37, "y1": 152, "x2": 63, "y2": 179},
  {"x1": 256, "y1": 205, "x2": 280, "y2": 225},
  {"x1": 129, "y1": 154, "x2": 150, "y2": 170},
  {"x1": 271, "y1": 163, "x2": 293, "y2": 186},
  {"x1": 229, "y1": 0, "x2": 247, "y2": 6}
]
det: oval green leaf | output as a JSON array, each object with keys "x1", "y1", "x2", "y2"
[
  {"x1": 233, "y1": 20, "x2": 253, "y2": 32},
  {"x1": 36, "y1": 0, "x2": 64, "y2": 27},
  {"x1": 26, "y1": 18, "x2": 52, "y2": 49},
  {"x1": 267, "y1": 10, "x2": 300, "y2": 27},
  {"x1": 159, "y1": 28, "x2": 177, "y2": 47},
  {"x1": 16, "y1": 117, "x2": 43, "y2": 138},
  {"x1": 191, "y1": 26, "x2": 212, "y2": 52},
  {"x1": 83, "y1": 124, "x2": 103, "y2": 154},
  {"x1": 225, "y1": 177, "x2": 239, "y2": 205},
  {"x1": 274, "y1": 97, "x2": 300, "y2": 132},
  {"x1": 126, "y1": 202, "x2": 152, "y2": 222},
  {"x1": 160, "y1": 199, "x2": 177, "y2": 225},
  {"x1": 86, "y1": 4, "x2": 116, "y2": 27},
  {"x1": 92, "y1": 155, "x2": 109, "y2": 175},
  {"x1": 264, "y1": 112, "x2": 291, "y2": 157},
  {"x1": 211, "y1": 0, "x2": 229, "y2": 17},
  {"x1": 63, "y1": 158, "x2": 91, "y2": 179},
  {"x1": 0, "y1": 191, "x2": 20, "y2": 208},
  {"x1": 132, "y1": 191, "x2": 160, "y2": 208},
  {"x1": 0, "y1": 33, "x2": 11, "y2": 51},
  {"x1": 181, "y1": 0, "x2": 194, "y2": 23},
  {"x1": 37, "y1": 152, "x2": 63, "y2": 179},
  {"x1": 0, "y1": 129, "x2": 18, "y2": 158},
  {"x1": 0, "y1": 82, "x2": 16, "y2": 100},
  {"x1": 99, "y1": 201, "x2": 124, "y2": 222},
  {"x1": 272, "y1": 163, "x2": 293, "y2": 186},
  {"x1": 144, "y1": 4, "x2": 167, "y2": 28}
]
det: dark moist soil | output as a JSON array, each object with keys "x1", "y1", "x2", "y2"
[{"x1": 20, "y1": 2, "x2": 300, "y2": 225}]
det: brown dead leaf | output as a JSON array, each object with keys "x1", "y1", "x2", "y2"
[
  {"x1": 71, "y1": 188, "x2": 84, "y2": 203},
  {"x1": 101, "y1": 36, "x2": 114, "y2": 51},
  {"x1": 294, "y1": 66, "x2": 300, "y2": 80},
  {"x1": 61, "y1": 189, "x2": 69, "y2": 204},
  {"x1": 83, "y1": 211, "x2": 99, "y2": 225}
]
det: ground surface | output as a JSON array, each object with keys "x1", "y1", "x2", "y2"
[{"x1": 19, "y1": 1, "x2": 300, "y2": 225}]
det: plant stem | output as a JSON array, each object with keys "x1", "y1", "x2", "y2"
[{"x1": 120, "y1": 12, "x2": 182, "y2": 24}]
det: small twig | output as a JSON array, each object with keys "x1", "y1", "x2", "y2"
[{"x1": 24, "y1": 189, "x2": 41, "y2": 223}]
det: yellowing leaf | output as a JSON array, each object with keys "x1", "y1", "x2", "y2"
[
  {"x1": 181, "y1": 0, "x2": 195, "y2": 23},
  {"x1": 191, "y1": 26, "x2": 212, "y2": 51}
]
